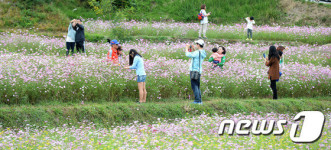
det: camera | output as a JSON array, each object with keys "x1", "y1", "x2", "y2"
[{"x1": 189, "y1": 45, "x2": 193, "y2": 52}]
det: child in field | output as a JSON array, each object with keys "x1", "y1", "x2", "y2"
[
  {"x1": 245, "y1": 17, "x2": 255, "y2": 41},
  {"x1": 106, "y1": 39, "x2": 120, "y2": 64},
  {"x1": 277, "y1": 46, "x2": 286, "y2": 68},
  {"x1": 209, "y1": 46, "x2": 226, "y2": 69},
  {"x1": 117, "y1": 46, "x2": 123, "y2": 64},
  {"x1": 210, "y1": 48, "x2": 224, "y2": 67}
]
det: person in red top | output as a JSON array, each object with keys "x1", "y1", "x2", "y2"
[{"x1": 107, "y1": 39, "x2": 120, "y2": 63}]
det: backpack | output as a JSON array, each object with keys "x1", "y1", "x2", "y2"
[{"x1": 198, "y1": 11, "x2": 204, "y2": 20}]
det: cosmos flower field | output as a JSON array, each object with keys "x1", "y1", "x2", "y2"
[
  {"x1": 0, "y1": 20, "x2": 330, "y2": 149},
  {"x1": 0, "y1": 112, "x2": 330, "y2": 149},
  {"x1": 84, "y1": 20, "x2": 331, "y2": 44},
  {"x1": 0, "y1": 30, "x2": 330, "y2": 104}
]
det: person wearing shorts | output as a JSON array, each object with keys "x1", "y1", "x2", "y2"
[{"x1": 124, "y1": 49, "x2": 147, "y2": 103}]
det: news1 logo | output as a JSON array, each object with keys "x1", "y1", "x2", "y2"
[{"x1": 218, "y1": 111, "x2": 325, "y2": 143}]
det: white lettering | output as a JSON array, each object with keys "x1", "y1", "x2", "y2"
[
  {"x1": 235, "y1": 120, "x2": 251, "y2": 135},
  {"x1": 218, "y1": 120, "x2": 235, "y2": 135},
  {"x1": 251, "y1": 120, "x2": 275, "y2": 135}
]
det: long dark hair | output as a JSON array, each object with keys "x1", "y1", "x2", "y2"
[
  {"x1": 219, "y1": 46, "x2": 226, "y2": 55},
  {"x1": 268, "y1": 46, "x2": 280, "y2": 60},
  {"x1": 129, "y1": 49, "x2": 142, "y2": 65}
]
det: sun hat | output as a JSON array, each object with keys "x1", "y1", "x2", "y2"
[
  {"x1": 110, "y1": 40, "x2": 119, "y2": 45},
  {"x1": 194, "y1": 39, "x2": 204, "y2": 46}
]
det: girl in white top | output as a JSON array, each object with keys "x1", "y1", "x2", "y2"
[
  {"x1": 199, "y1": 4, "x2": 211, "y2": 39},
  {"x1": 245, "y1": 17, "x2": 255, "y2": 40}
]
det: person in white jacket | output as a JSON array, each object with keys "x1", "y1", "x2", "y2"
[
  {"x1": 199, "y1": 4, "x2": 211, "y2": 39},
  {"x1": 245, "y1": 17, "x2": 255, "y2": 41}
]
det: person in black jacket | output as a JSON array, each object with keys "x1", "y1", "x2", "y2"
[{"x1": 73, "y1": 19, "x2": 85, "y2": 54}]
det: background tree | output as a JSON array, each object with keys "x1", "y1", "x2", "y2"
[{"x1": 88, "y1": 0, "x2": 115, "y2": 20}]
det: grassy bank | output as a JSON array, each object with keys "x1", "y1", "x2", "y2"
[
  {"x1": 0, "y1": 0, "x2": 98, "y2": 31},
  {"x1": 0, "y1": 97, "x2": 330, "y2": 128},
  {"x1": 85, "y1": 28, "x2": 331, "y2": 45},
  {"x1": 0, "y1": 110, "x2": 329, "y2": 149},
  {"x1": 1, "y1": 109, "x2": 330, "y2": 149},
  {"x1": 124, "y1": 0, "x2": 284, "y2": 24},
  {"x1": 83, "y1": 21, "x2": 331, "y2": 45},
  {"x1": 0, "y1": 0, "x2": 283, "y2": 31},
  {"x1": 2, "y1": 0, "x2": 330, "y2": 32}
]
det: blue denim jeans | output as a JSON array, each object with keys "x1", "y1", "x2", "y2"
[
  {"x1": 213, "y1": 60, "x2": 219, "y2": 64},
  {"x1": 190, "y1": 72, "x2": 201, "y2": 103},
  {"x1": 247, "y1": 29, "x2": 253, "y2": 38}
]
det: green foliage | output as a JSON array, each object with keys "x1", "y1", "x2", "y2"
[
  {"x1": 88, "y1": 0, "x2": 115, "y2": 19},
  {"x1": 14, "y1": 0, "x2": 53, "y2": 7},
  {"x1": 85, "y1": 33, "x2": 105, "y2": 42},
  {"x1": 2, "y1": 0, "x2": 330, "y2": 31},
  {"x1": 0, "y1": 0, "x2": 286, "y2": 30},
  {"x1": 124, "y1": 0, "x2": 284, "y2": 24},
  {"x1": 53, "y1": 0, "x2": 101, "y2": 20},
  {"x1": 0, "y1": 0, "x2": 98, "y2": 31},
  {"x1": 86, "y1": 24, "x2": 331, "y2": 45},
  {"x1": 111, "y1": 26, "x2": 134, "y2": 42},
  {"x1": 0, "y1": 98, "x2": 329, "y2": 127}
]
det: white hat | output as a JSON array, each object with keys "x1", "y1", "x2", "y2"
[{"x1": 194, "y1": 39, "x2": 204, "y2": 46}]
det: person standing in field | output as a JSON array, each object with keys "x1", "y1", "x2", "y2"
[
  {"x1": 265, "y1": 46, "x2": 280, "y2": 99},
  {"x1": 199, "y1": 4, "x2": 211, "y2": 39},
  {"x1": 277, "y1": 46, "x2": 285, "y2": 68},
  {"x1": 73, "y1": 19, "x2": 85, "y2": 54},
  {"x1": 107, "y1": 39, "x2": 120, "y2": 64},
  {"x1": 124, "y1": 49, "x2": 147, "y2": 103},
  {"x1": 117, "y1": 46, "x2": 123, "y2": 64},
  {"x1": 185, "y1": 39, "x2": 207, "y2": 104},
  {"x1": 245, "y1": 17, "x2": 255, "y2": 41},
  {"x1": 66, "y1": 19, "x2": 76, "y2": 56}
]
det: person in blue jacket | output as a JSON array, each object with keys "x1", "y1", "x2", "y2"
[
  {"x1": 65, "y1": 19, "x2": 76, "y2": 56},
  {"x1": 185, "y1": 39, "x2": 207, "y2": 104},
  {"x1": 125, "y1": 49, "x2": 147, "y2": 103}
]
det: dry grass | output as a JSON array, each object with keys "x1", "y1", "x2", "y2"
[
  {"x1": 0, "y1": 0, "x2": 69, "y2": 31},
  {"x1": 280, "y1": 0, "x2": 331, "y2": 26}
]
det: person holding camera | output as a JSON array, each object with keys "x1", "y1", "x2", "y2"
[
  {"x1": 265, "y1": 46, "x2": 280, "y2": 99},
  {"x1": 199, "y1": 4, "x2": 211, "y2": 39},
  {"x1": 185, "y1": 39, "x2": 207, "y2": 104},
  {"x1": 73, "y1": 19, "x2": 85, "y2": 54}
]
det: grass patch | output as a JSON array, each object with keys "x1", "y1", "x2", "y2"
[{"x1": 0, "y1": 97, "x2": 330, "y2": 128}]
